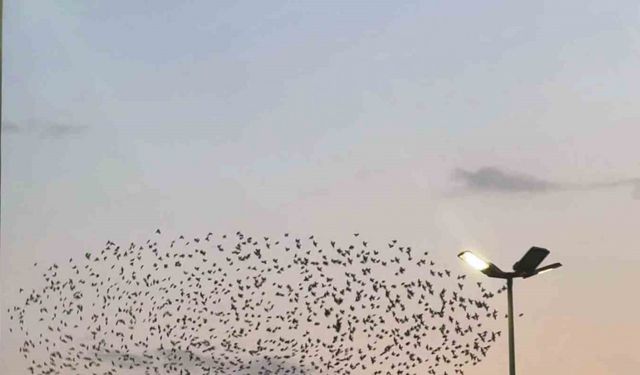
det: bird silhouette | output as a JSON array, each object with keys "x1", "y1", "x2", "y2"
[{"x1": 8, "y1": 230, "x2": 503, "y2": 375}]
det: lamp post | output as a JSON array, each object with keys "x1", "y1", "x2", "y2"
[{"x1": 457, "y1": 247, "x2": 562, "y2": 375}]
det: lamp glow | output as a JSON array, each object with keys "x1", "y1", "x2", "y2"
[
  {"x1": 458, "y1": 251, "x2": 490, "y2": 271},
  {"x1": 534, "y1": 262, "x2": 562, "y2": 276}
]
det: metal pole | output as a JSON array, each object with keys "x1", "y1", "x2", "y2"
[{"x1": 507, "y1": 277, "x2": 516, "y2": 375}]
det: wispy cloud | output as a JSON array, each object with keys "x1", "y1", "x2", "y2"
[
  {"x1": 39, "y1": 124, "x2": 88, "y2": 138},
  {"x1": 91, "y1": 349, "x2": 310, "y2": 374},
  {"x1": 453, "y1": 166, "x2": 640, "y2": 198},
  {"x1": 1, "y1": 121, "x2": 23, "y2": 133},
  {"x1": 577, "y1": 178, "x2": 640, "y2": 199},
  {"x1": 1, "y1": 120, "x2": 88, "y2": 138},
  {"x1": 453, "y1": 167, "x2": 558, "y2": 193}
]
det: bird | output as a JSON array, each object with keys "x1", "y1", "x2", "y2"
[{"x1": 8, "y1": 231, "x2": 503, "y2": 375}]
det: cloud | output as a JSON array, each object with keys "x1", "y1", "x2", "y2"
[
  {"x1": 453, "y1": 167, "x2": 558, "y2": 193},
  {"x1": 90, "y1": 349, "x2": 310, "y2": 374},
  {"x1": 578, "y1": 178, "x2": 640, "y2": 199},
  {"x1": 39, "y1": 123, "x2": 88, "y2": 138},
  {"x1": 1, "y1": 121, "x2": 23, "y2": 133},
  {"x1": 1, "y1": 120, "x2": 88, "y2": 138},
  {"x1": 452, "y1": 166, "x2": 640, "y2": 198}
]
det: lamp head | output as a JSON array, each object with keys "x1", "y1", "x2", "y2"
[
  {"x1": 513, "y1": 247, "x2": 549, "y2": 273},
  {"x1": 522, "y1": 262, "x2": 563, "y2": 278},
  {"x1": 458, "y1": 251, "x2": 510, "y2": 278},
  {"x1": 458, "y1": 247, "x2": 561, "y2": 280},
  {"x1": 458, "y1": 251, "x2": 490, "y2": 271}
]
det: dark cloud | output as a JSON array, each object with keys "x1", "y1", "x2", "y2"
[
  {"x1": 452, "y1": 166, "x2": 640, "y2": 199},
  {"x1": 91, "y1": 349, "x2": 309, "y2": 374},
  {"x1": 1, "y1": 120, "x2": 88, "y2": 138},
  {"x1": 453, "y1": 167, "x2": 558, "y2": 193},
  {"x1": 1, "y1": 121, "x2": 22, "y2": 133},
  {"x1": 249, "y1": 357, "x2": 309, "y2": 374}
]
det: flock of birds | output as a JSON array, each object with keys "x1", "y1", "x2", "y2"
[{"x1": 9, "y1": 231, "x2": 507, "y2": 375}]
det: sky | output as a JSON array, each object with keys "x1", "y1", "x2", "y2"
[{"x1": 2, "y1": 0, "x2": 640, "y2": 374}]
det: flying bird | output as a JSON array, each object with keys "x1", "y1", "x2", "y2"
[{"x1": 9, "y1": 232, "x2": 503, "y2": 375}]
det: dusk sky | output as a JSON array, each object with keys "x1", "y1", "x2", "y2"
[{"x1": 2, "y1": 1, "x2": 640, "y2": 374}]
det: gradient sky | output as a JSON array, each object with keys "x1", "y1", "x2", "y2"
[{"x1": 2, "y1": 1, "x2": 640, "y2": 374}]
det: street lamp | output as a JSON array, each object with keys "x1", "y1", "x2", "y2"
[{"x1": 457, "y1": 247, "x2": 562, "y2": 375}]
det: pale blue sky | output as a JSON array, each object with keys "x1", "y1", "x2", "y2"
[{"x1": 2, "y1": 1, "x2": 640, "y2": 374}]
